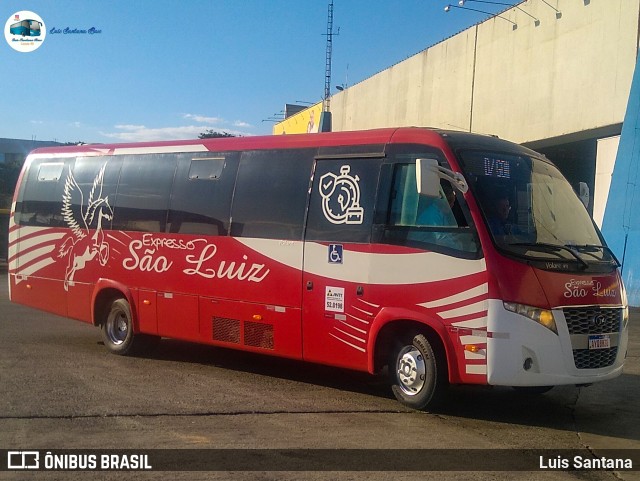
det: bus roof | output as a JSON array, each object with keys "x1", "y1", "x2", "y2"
[{"x1": 26, "y1": 127, "x2": 535, "y2": 158}]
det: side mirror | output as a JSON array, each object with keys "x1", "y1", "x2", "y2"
[
  {"x1": 578, "y1": 182, "x2": 589, "y2": 209},
  {"x1": 416, "y1": 158, "x2": 442, "y2": 198},
  {"x1": 416, "y1": 158, "x2": 469, "y2": 198}
]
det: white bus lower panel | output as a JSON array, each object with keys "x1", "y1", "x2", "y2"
[{"x1": 486, "y1": 300, "x2": 628, "y2": 387}]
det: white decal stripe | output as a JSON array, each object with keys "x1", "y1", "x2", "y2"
[
  {"x1": 357, "y1": 299, "x2": 380, "y2": 308},
  {"x1": 8, "y1": 244, "x2": 17, "y2": 265},
  {"x1": 451, "y1": 317, "x2": 488, "y2": 329},
  {"x1": 8, "y1": 203, "x2": 16, "y2": 297},
  {"x1": 438, "y1": 300, "x2": 487, "y2": 319},
  {"x1": 113, "y1": 145, "x2": 208, "y2": 155},
  {"x1": 419, "y1": 283, "x2": 488, "y2": 309},
  {"x1": 15, "y1": 245, "x2": 56, "y2": 267},
  {"x1": 466, "y1": 365, "x2": 487, "y2": 375},
  {"x1": 107, "y1": 233, "x2": 128, "y2": 246},
  {"x1": 352, "y1": 305, "x2": 373, "y2": 317},
  {"x1": 460, "y1": 334, "x2": 487, "y2": 345},
  {"x1": 339, "y1": 320, "x2": 367, "y2": 335},
  {"x1": 15, "y1": 258, "x2": 56, "y2": 280},
  {"x1": 9, "y1": 226, "x2": 50, "y2": 244},
  {"x1": 333, "y1": 327, "x2": 366, "y2": 344},
  {"x1": 16, "y1": 232, "x2": 65, "y2": 252},
  {"x1": 346, "y1": 313, "x2": 370, "y2": 325},
  {"x1": 235, "y1": 238, "x2": 304, "y2": 269},
  {"x1": 238, "y1": 239, "x2": 486, "y2": 285},
  {"x1": 329, "y1": 333, "x2": 366, "y2": 353},
  {"x1": 464, "y1": 350, "x2": 487, "y2": 360}
]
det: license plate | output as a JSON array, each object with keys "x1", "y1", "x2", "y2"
[{"x1": 588, "y1": 334, "x2": 611, "y2": 350}]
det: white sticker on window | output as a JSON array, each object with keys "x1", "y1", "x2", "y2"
[{"x1": 319, "y1": 165, "x2": 364, "y2": 225}]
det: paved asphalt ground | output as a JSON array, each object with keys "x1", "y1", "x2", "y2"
[{"x1": 0, "y1": 263, "x2": 639, "y2": 480}]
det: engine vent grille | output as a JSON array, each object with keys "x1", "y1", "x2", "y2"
[
  {"x1": 211, "y1": 317, "x2": 274, "y2": 350},
  {"x1": 212, "y1": 317, "x2": 240, "y2": 344},
  {"x1": 244, "y1": 321, "x2": 274, "y2": 350}
]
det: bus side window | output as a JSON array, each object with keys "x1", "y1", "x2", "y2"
[
  {"x1": 18, "y1": 160, "x2": 71, "y2": 227},
  {"x1": 383, "y1": 163, "x2": 479, "y2": 256},
  {"x1": 112, "y1": 154, "x2": 177, "y2": 233},
  {"x1": 305, "y1": 158, "x2": 382, "y2": 243},
  {"x1": 415, "y1": 184, "x2": 458, "y2": 228},
  {"x1": 230, "y1": 149, "x2": 314, "y2": 240},
  {"x1": 168, "y1": 154, "x2": 238, "y2": 236}
]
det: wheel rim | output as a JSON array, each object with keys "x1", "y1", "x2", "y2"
[
  {"x1": 105, "y1": 309, "x2": 128, "y2": 345},
  {"x1": 396, "y1": 345, "x2": 426, "y2": 396}
]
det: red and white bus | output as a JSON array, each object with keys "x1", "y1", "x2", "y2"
[{"x1": 8, "y1": 128, "x2": 629, "y2": 409}]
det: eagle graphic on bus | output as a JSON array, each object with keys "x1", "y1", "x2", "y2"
[{"x1": 58, "y1": 164, "x2": 112, "y2": 290}]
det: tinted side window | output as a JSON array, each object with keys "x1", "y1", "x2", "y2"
[
  {"x1": 18, "y1": 158, "x2": 72, "y2": 227},
  {"x1": 112, "y1": 154, "x2": 177, "y2": 233},
  {"x1": 230, "y1": 149, "x2": 314, "y2": 240},
  {"x1": 383, "y1": 161, "x2": 480, "y2": 257},
  {"x1": 305, "y1": 158, "x2": 382, "y2": 243},
  {"x1": 168, "y1": 153, "x2": 239, "y2": 236},
  {"x1": 64, "y1": 156, "x2": 122, "y2": 232}
]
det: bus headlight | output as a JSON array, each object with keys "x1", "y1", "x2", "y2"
[{"x1": 504, "y1": 302, "x2": 558, "y2": 334}]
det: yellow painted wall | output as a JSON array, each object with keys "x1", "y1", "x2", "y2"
[{"x1": 273, "y1": 102, "x2": 323, "y2": 135}]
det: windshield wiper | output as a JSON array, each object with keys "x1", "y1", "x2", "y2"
[
  {"x1": 509, "y1": 242, "x2": 589, "y2": 270},
  {"x1": 571, "y1": 244, "x2": 621, "y2": 267}
]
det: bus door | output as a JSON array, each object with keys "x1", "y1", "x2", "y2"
[
  {"x1": 302, "y1": 156, "x2": 383, "y2": 370},
  {"x1": 201, "y1": 149, "x2": 314, "y2": 359}
]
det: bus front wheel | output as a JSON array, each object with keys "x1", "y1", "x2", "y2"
[
  {"x1": 390, "y1": 332, "x2": 444, "y2": 410},
  {"x1": 101, "y1": 298, "x2": 158, "y2": 355}
]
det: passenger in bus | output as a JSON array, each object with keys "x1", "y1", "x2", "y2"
[
  {"x1": 416, "y1": 181, "x2": 458, "y2": 228},
  {"x1": 486, "y1": 193, "x2": 513, "y2": 236},
  {"x1": 408, "y1": 181, "x2": 464, "y2": 250}
]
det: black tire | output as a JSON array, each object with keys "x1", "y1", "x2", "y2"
[
  {"x1": 100, "y1": 298, "x2": 159, "y2": 356},
  {"x1": 389, "y1": 332, "x2": 445, "y2": 410}
]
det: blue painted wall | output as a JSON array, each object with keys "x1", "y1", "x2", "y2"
[{"x1": 602, "y1": 54, "x2": 640, "y2": 306}]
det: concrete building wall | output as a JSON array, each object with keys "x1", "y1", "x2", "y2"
[
  {"x1": 594, "y1": 135, "x2": 620, "y2": 227},
  {"x1": 331, "y1": 0, "x2": 639, "y2": 145}
]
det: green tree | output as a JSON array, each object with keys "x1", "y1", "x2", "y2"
[{"x1": 198, "y1": 130, "x2": 236, "y2": 139}]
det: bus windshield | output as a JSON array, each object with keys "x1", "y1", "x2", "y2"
[
  {"x1": 459, "y1": 150, "x2": 618, "y2": 270},
  {"x1": 29, "y1": 20, "x2": 41, "y2": 35}
]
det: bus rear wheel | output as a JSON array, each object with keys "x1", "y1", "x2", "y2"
[
  {"x1": 101, "y1": 298, "x2": 158, "y2": 356},
  {"x1": 390, "y1": 332, "x2": 444, "y2": 410}
]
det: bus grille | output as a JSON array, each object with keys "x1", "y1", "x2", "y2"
[
  {"x1": 572, "y1": 347, "x2": 618, "y2": 369},
  {"x1": 563, "y1": 307, "x2": 622, "y2": 370},
  {"x1": 563, "y1": 307, "x2": 622, "y2": 335}
]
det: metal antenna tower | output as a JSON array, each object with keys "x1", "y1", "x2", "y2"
[{"x1": 323, "y1": 0, "x2": 335, "y2": 113}]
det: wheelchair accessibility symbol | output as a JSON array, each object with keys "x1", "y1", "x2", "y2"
[{"x1": 328, "y1": 244, "x2": 343, "y2": 264}]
